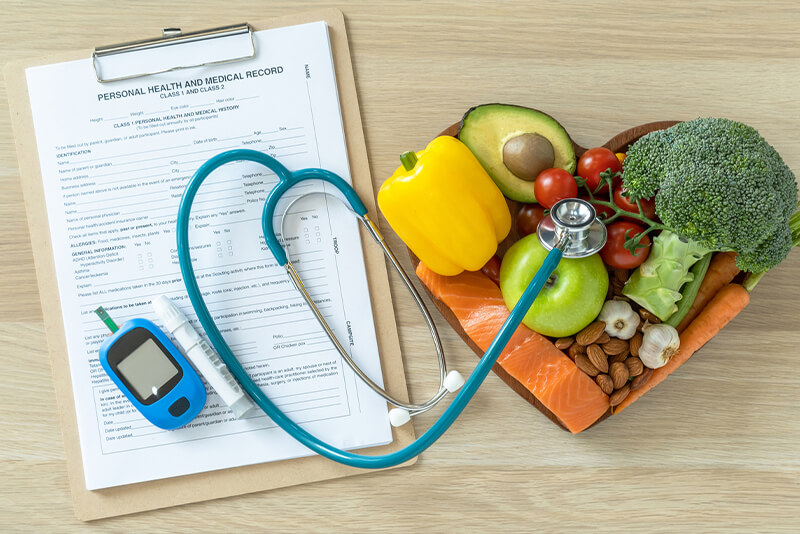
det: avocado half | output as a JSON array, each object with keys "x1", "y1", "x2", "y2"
[{"x1": 458, "y1": 104, "x2": 576, "y2": 203}]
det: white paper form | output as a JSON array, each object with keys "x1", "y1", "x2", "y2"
[{"x1": 25, "y1": 21, "x2": 392, "y2": 490}]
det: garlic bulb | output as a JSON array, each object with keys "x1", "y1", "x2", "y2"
[
  {"x1": 597, "y1": 300, "x2": 640, "y2": 340},
  {"x1": 639, "y1": 323, "x2": 680, "y2": 369}
]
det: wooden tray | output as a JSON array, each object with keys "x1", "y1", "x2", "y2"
[{"x1": 408, "y1": 119, "x2": 679, "y2": 431}]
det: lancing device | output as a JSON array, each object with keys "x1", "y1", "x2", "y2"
[{"x1": 153, "y1": 295, "x2": 255, "y2": 419}]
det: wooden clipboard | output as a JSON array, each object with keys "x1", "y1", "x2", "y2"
[{"x1": 4, "y1": 8, "x2": 416, "y2": 521}]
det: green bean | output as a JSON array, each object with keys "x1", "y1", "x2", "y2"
[{"x1": 665, "y1": 252, "x2": 713, "y2": 327}]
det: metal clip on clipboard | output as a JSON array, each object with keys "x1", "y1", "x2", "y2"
[{"x1": 92, "y1": 23, "x2": 255, "y2": 83}]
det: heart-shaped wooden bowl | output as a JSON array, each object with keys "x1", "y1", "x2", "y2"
[{"x1": 408, "y1": 119, "x2": 679, "y2": 431}]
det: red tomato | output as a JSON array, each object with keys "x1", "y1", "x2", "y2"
[
  {"x1": 517, "y1": 204, "x2": 546, "y2": 236},
  {"x1": 577, "y1": 147, "x2": 622, "y2": 193},
  {"x1": 613, "y1": 183, "x2": 656, "y2": 220},
  {"x1": 533, "y1": 168, "x2": 578, "y2": 209},
  {"x1": 600, "y1": 222, "x2": 651, "y2": 269},
  {"x1": 480, "y1": 255, "x2": 502, "y2": 286}
]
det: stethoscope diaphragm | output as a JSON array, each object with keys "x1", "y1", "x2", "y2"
[{"x1": 538, "y1": 198, "x2": 607, "y2": 258}]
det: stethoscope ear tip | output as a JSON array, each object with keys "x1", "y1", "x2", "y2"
[
  {"x1": 389, "y1": 408, "x2": 411, "y2": 427},
  {"x1": 444, "y1": 370, "x2": 465, "y2": 393}
]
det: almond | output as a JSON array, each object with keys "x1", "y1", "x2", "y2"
[
  {"x1": 602, "y1": 338, "x2": 629, "y2": 355},
  {"x1": 609, "y1": 361, "x2": 629, "y2": 389},
  {"x1": 625, "y1": 357, "x2": 644, "y2": 377},
  {"x1": 630, "y1": 367, "x2": 653, "y2": 391},
  {"x1": 629, "y1": 332, "x2": 643, "y2": 357},
  {"x1": 609, "y1": 385, "x2": 631, "y2": 406},
  {"x1": 555, "y1": 337, "x2": 574, "y2": 350},
  {"x1": 639, "y1": 308, "x2": 661, "y2": 323},
  {"x1": 596, "y1": 332, "x2": 611, "y2": 345},
  {"x1": 595, "y1": 374, "x2": 614, "y2": 395},
  {"x1": 575, "y1": 354, "x2": 600, "y2": 377},
  {"x1": 609, "y1": 352, "x2": 628, "y2": 364},
  {"x1": 614, "y1": 269, "x2": 629, "y2": 283},
  {"x1": 576, "y1": 321, "x2": 605, "y2": 346},
  {"x1": 586, "y1": 344, "x2": 609, "y2": 373},
  {"x1": 567, "y1": 343, "x2": 585, "y2": 360}
]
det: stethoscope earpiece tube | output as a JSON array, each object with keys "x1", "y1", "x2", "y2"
[{"x1": 177, "y1": 148, "x2": 565, "y2": 468}]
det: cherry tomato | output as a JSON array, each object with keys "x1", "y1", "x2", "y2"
[
  {"x1": 533, "y1": 168, "x2": 578, "y2": 209},
  {"x1": 577, "y1": 147, "x2": 622, "y2": 193},
  {"x1": 581, "y1": 196, "x2": 615, "y2": 222},
  {"x1": 480, "y1": 255, "x2": 502, "y2": 286},
  {"x1": 600, "y1": 221, "x2": 651, "y2": 269},
  {"x1": 613, "y1": 183, "x2": 657, "y2": 221},
  {"x1": 517, "y1": 204, "x2": 546, "y2": 236}
]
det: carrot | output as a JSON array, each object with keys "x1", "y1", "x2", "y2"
[
  {"x1": 675, "y1": 251, "x2": 740, "y2": 333},
  {"x1": 614, "y1": 283, "x2": 750, "y2": 414}
]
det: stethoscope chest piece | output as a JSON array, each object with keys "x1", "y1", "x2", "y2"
[{"x1": 537, "y1": 198, "x2": 607, "y2": 257}]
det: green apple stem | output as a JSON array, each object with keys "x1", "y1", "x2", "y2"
[{"x1": 544, "y1": 273, "x2": 557, "y2": 289}]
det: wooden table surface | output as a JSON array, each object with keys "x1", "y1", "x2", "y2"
[{"x1": 2, "y1": 1, "x2": 799, "y2": 531}]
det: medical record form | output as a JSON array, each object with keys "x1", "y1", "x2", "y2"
[{"x1": 24, "y1": 21, "x2": 392, "y2": 490}]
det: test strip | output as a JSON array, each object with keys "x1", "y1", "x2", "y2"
[{"x1": 94, "y1": 306, "x2": 119, "y2": 333}]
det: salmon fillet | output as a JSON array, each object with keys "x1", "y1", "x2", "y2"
[{"x1": 416, "y1": 263, "x2": 609, "y2": 433}]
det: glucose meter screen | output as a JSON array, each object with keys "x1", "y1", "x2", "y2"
[{"x1": 117, "y1": 338, "x2": 179, "y2": 400}]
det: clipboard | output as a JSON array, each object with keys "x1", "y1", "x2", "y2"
[{"x1": 4, "y1": 8, "x2": 416, "y2": 521}]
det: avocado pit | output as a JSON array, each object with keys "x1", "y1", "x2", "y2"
[{"x1": 502, "y1": 133, "x2": 555, "y2": 181}]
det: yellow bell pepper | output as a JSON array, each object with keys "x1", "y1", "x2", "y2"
[{"x1": 377, "y1": 136, "x2": 511, "y2": 276}]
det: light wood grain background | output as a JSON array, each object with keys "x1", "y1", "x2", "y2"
[{"x1": 1, "y1": 1, "x2": 799, "y2": 531}]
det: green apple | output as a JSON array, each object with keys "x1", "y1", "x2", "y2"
[{"x1": 499, "y1": 234, "x2": 608, "y2": 337}]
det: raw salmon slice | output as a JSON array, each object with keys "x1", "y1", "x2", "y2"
[
  {"x1": 416, "y1": 263, "x2": 609, "y2": 433},
  {"x1": 498, "y1": 337, "x2": 610, "y2": 433}
]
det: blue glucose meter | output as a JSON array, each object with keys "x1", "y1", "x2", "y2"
[{"x1": 96, "y1": 310, "x2": 206, "y2": 430}]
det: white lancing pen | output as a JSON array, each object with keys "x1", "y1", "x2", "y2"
[{"x1": 153, "y1": 295, "x2": 255, "y2": 419}]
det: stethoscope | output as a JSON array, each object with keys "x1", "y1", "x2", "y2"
[{"x1": 177, "y1": 149, "x2": 606, "y2": 469}]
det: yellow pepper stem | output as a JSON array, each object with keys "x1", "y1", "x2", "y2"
[{"x1": 400, "y1": 151, "x2": 418, "y2": 171}]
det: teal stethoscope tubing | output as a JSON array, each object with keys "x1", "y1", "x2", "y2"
[{"x1": 177, "y1": 149, "x2": 562, "y2": 468}]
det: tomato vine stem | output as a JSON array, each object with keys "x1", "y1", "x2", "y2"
[{"x1": 576, "y1": 169, "x2": 667, "y2": 254}]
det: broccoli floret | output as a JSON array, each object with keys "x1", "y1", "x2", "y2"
[
  {"x1": 622, "y1": 117, "x2": 798, "y2": 272},
  {"x1": 737, "y1": 223, "x2": 793, "y2": 274},
  {"x1": 620, "y1": 127, "x2": 674, "y2": 200}
]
